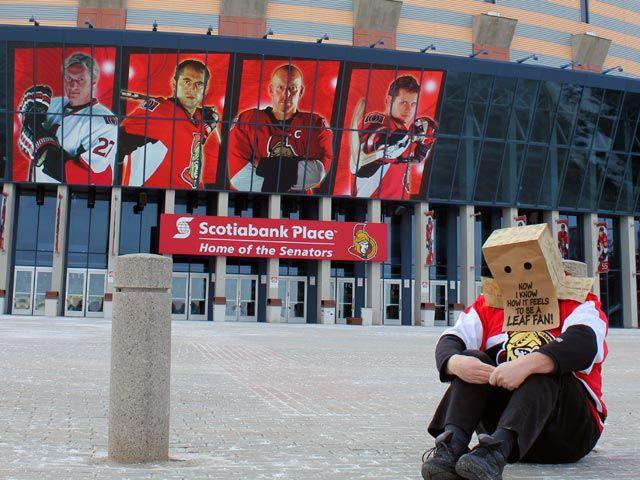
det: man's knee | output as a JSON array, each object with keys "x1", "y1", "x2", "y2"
[{"x1": 460, "y1": 349, "x2": 495, "y2": 366}]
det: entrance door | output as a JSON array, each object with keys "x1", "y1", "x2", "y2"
[
  {"x1": 383, "y1": 280, "x2": 402, "y2": 325},
  {"x1": 34, "y1": 268, "x2": 52, "y2": 315},
  {"x1": 279, "y1": 277, "x2": 306, "y2": 323},
  {"x1": 336, "y1": 278, "x2": 354, "y2": 324},
  {"x1": 172, "y1": 273, "x2": 188, "y2": 320},
  {"x1": 225, "y1": 275, "x2": 258, "y2": 322},
  {"x1": 430, "y1": 280, "x2": 448, "y2": 323},
  {"x1": 172, "y1": 273, "x2": 209, "y2": 320},
  {"x1": 12, "y1": 266, "x2": 52, "y2": 315},
  {"x1": 65, "y1": 268, "x2": 107, "y2": 317},
  {"x1": 86, "y1": 271, "x2": 106, "y2": 317},
  {"x1": 188, "y1": 274, "x2": 208, "y2": 320},
  {"x1": 65, "y1": 269, "x2": 86, "y2": 317}
]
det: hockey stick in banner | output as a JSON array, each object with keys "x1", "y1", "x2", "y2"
[{"x1": 120, "y1": 89, "x2": 223, "y2": 144}]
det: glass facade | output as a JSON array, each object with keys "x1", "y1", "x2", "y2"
[
  {"x1": 14, "y1": 187, "x2": 56, "y2": 267},
  {"x1": 430, "y1": 76, "x2": 640, "y2": 215},
  {"x1": 66, "y1": 188, "x2": 110, "y2": 269}
]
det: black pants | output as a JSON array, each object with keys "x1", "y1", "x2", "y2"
[{"x1": 428, "y1": 350, "x2": 601, "y2": 463}]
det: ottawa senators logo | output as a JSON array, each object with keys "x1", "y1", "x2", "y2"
[
  {"x1": 497, "y1": 331, "x2": 555, "y2": 363},
  {"x1": 348, "y1": 223, "x2": 378, "y2": 260},
  {"x1": 181, "y1": 132, "x2": 203, "y2": 189},
  {"x1": 267, "y1": 135, "x2": 298, "y2": 157}
]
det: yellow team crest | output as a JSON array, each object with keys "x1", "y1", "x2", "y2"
[
  {"x1": 498, "y1": 331, "x2": 555, "y2": 363},
  {"x1": 348, "y1": 223, "x2": 378, "y2": 260}
]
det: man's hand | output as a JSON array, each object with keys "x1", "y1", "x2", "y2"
[
  {"x1": 446, "y1": 355, "x2": 495, "y2": 384},
  {"x1": 489, "y1": 352, "x2": 556, "y2": 390},
  {"x1": 489, "y1": 359, "x2": 532, "y2": 390}
]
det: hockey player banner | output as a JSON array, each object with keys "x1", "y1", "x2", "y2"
[
  {"x1": 425, "y1": 209, "x2": 435, "y2": 266},
  {"x1": 515, "y1": 215, "x2": 527, "y2": 227},
  {"x1": 556, "y1": 218, "x2": 569, "y2": 260},
  {"x1": 12, "y1": 46, "x2": 118, "y2": 185},
  {"x1": 332, "y1": 65, "x2": 444, "y2": 200},
  {"x1": 227, "y1": 57, "x2": 340, "y2": 194},
  {"x1": 159, "y1": 214, "x2": 388, "y2": 262},
  {"x1": 119, "y1": 51, "x2": 230, "y2": 189},
  {"x1": 596, "y1": 221, "x2": 610, "y2": 274}
]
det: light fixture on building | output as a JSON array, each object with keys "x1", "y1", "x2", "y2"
[
  {"x1": 87, "y1": 187, "x2": 96, "y2": 209},
  {"x1": 187, "y1": 193, "x2": 198, "y2": 213},
  {"x1": 28, "y1": 15, "x2": 39, "y2": 26},
  {"x1": 420, "y1": 44, "x2": 436, "y2": 53},
  {"x1": 262, "y1": 28, "x2": 273, "y2": 39},
  {"x1": 316, "y1": 33, "x2": 329, "y2": 44},
  {"x1": 515, "y1": 53, "x2": 538, "y2": 63},
  {"x1": 133, "y1": 191, "x2": 147, "y2": 214},
  {"x1": 206, "y1": 25, "x2": 213, "y2": 35},
  {"x1": 152, "y1": 21, "x2": 158, "y2": 32},
  {"x1": 369, "y1": 39, "x2": 384, "y2": 48},
  {"x1": 560, "y1": 61, "x2": 581, "y2": 69},
  {"x1": 469, "y1": 49, "x2": 488, "y2": 58},
  {"x1": 36, "y1": 186, "x2": 45, "y2": 206},
  {"x1": 84, "y1": 20, "x2": 94, "y2": 29},
  {"x1": 602, "y1": 65, "x2": 623, "y2": 74}
]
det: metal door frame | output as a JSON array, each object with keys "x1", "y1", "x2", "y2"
[
  {"x1": 382, "y1": 279, "x2": 402, "y2": 326},
  {"x1": 430, "y1": 280, "x2": 449, "y2": 323},
  {"x1": 12, "y1": 266, "x2": 39, "y2": 315},
  {"x1": 171, "y1": 273, "x2": 189, "y2": 320},
  {"x1": 280, "y1": 276, "x2": 307, "y2": 323},
  {"x1": 85, "y1": 269, "x2": 107, "y2": 318},
  {"x1": 65, "y1": 268, "x2": 87, "y2": 317},
  {"x1": 188, "y1": 273, "x2": 209, "y2": 321},
  {"x1": 226, "y1": 274, "x2": 259, "y2": 322}
]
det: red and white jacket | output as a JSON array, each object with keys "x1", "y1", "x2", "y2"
[{"x1": 437, "y1": 293, "x2": 608, "y2": 430}]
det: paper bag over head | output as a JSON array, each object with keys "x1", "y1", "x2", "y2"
[{"x1": 481, "y1": 224, "x2": 595, "y2": 332}]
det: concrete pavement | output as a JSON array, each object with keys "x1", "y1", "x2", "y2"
[{"x1": 0, "y1": 316, "x2": 638, "y2": 479}]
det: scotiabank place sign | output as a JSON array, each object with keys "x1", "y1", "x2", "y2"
[{"x1": 159, "y1": 214, "x2": 388, "y2": 262}]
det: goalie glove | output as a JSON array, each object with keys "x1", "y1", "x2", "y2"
[
  {"x1": 18, "y1": 85, "x2": 52, "y2": 124},
  {"x1": 19, "y1": 123, "x2": 64, "y2": 182},
  {"x1": 408, "y1": 116, "x2": 438, "y2": 162},
  {"x1": 201, "y1": 106, "x2": 220, "y2": 138}
]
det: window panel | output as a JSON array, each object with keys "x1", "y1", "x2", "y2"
[
  {"x1": 578, "y1": 150, "x2": 607, "y2": 210},
  {"x1": 474, "y1": 141, "x2": 505, "y2": 202},
  {"x1": 559, "y1": 149, "x2": 589, "y2": 209},
  {"x1": 490, "y1": 77, "x2": 517, "y2": 106},
  {"x1": 551, "y1": 85, "x2": 582, "y2": 146},
  {"x1": 451, "y1": 138, "x2": 481, "y2": 202},
  {"x1": 517, "y1": 146, "x2": 548, "y2": 205},
  {"x1": 496, "y1": 143, "x2": 526, "y2": 204},
  {"x1": 428, "y1": 137, "x2": 459, "y2": 200},
  {"x1": 439, "y1": 72, "x2": 469, "y2": 135},
  {"x1": 613, "y1": 93, "x2": 640, "y2": 152},
  {"x1": 467, "y1": 74, "x2": 492, "y2": 103},
  {"x1": 530, "y1": 82, "x2": 562, "y2": 144},
  {"x1": 572, "y1": 87, "x2": 604, "y2": 149},
  {"x1": 539, "y1": 146, "x2": 568, "y2": 208},
  {"x1": 485, "y1": 105, "x2": 510, "y2": 139},
  {"x1": 600, "y1": 152, "x2": 628, "y2": 212},
  {"x1": 462, "y1": 102, "x2": 489, "y2": 138}
]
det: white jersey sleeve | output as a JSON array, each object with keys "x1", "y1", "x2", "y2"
[{"x1": 81, "y1": 115, "x2": 119, "y2": 173}]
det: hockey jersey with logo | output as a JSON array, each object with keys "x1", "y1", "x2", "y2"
[
  {"x1": 438, "y1": 293, "x2": 608, "y2": 430},
  {"x1": 120, "y1": 97, "x2": 217, "y2": 189},
  {"x1": 227, "y1": 107, "x2": 332, "y2": 193}
]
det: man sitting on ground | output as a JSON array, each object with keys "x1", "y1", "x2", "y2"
[{"x1": 421, "y1": 224, "x2": 608, "y2": 480}]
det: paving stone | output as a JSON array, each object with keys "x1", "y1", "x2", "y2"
[{"x1": 0, "y1": 316, "x2": 638, "y2": 479}]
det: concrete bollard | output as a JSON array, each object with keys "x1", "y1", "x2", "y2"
[{"x1": 108, "y1": 254, "x2": 172, "y2": 463}]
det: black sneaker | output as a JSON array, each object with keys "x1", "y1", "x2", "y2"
[
  {"x1": 455, "y1": 434, "x2": 507, "y2": 480},
  {"x1": 421, "y1": 431, "x2": 468, "y2": 480}
]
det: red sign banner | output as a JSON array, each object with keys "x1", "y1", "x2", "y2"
[
  {"x1": 596, "y1": 221, "x2": 610, "y2": 274},
  {"x1": 159, "y1": 214, "x2": 388, "y2": 262}
]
